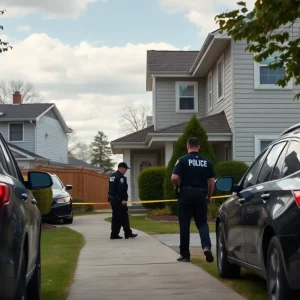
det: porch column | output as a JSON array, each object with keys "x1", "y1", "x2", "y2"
[
  {"x1": 123, "y1": 149, "x2": 132, "y2": 206},
  {"x1": 165, "y1": 142, "x2": 173, "y2": 166}
]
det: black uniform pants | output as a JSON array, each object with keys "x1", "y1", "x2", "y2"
[
  {"x1": 111, "y1": 203, "x2": 132, "y2": 236},
  {"x1": 177, "y1": 188, "x2": 212, "y2": 258}
]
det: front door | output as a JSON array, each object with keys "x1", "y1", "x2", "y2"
[{"x1": 134, "y1": 156, "x2": 157, "y2": 200}]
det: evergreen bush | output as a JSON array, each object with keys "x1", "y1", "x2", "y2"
[{"x1": 31, "y1": 187, "x2": 53, "y2": 216}]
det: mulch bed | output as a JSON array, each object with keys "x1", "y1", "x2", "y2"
[
  {"x1": 147, "y1": 215, "x2": 216, "y2": 224},
  {"x1": 42, "y1": 223, "x2": 57, "y2": 231}
]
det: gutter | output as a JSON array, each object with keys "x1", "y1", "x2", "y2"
[{"x1": 29, "y1": 120, "x2": 37, "y2": 154}]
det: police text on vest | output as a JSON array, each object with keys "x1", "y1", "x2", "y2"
[{"x1": 188, "y1": 159, "x2": 207, "y2": 167}]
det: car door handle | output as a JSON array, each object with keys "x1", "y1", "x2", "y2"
[
  {"x1": 238, "y1": 198, "x2": 246, "y2": 205},
  {"x1": 261, "y1": 193, "x2": 270, "y2": 201},
  {"x1": 31, "y1": 198, "x2": 37, "y2": 205},
  {"x1": 21, "y1": 193, "x2": 28, "y2": 201}
]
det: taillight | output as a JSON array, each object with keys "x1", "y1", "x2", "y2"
[
  {"x1": 293, "y1": 191, "x2": 300, "y2": 207},
  {"x1": 0, "y1": 183, "x2": 10, "y2": 208}
]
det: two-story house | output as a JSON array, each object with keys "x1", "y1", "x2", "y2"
[
  {"x1": 0, "y1": 91, "x2": 100, "y2": 172},
  {"x1": 111, "y1": 28, "x2": 300, "y2": 201}
]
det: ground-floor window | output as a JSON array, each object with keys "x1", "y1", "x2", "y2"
[{"x1": 254, "y1": 135, "x2": 278, "y2": 158}]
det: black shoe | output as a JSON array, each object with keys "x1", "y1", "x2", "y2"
[
  {"x1": 125, "y1": 233, "x2": 138, "y2": 239},
  {"x1": 110, "y1": 235, "x2": 123, "y2": 240},
  {"x1": 204, "y1": 248, "x2": 214, "y2": 263},
  {"x1": 177, "y1": 256, "x2": 190, "y2": 262}
]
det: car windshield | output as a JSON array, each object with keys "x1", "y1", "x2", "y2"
[{"x1": 51, "y1": 175, "x2": 64, "y2": 190}]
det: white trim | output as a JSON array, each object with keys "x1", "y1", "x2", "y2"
[
  {"x1": 254, "y1": 61, "x2": 293, "y2": 90},
  {"x1": 254, "y1": 135, "x2": 278, "y2": 158},
  {"x1": 175, "y1": 81, "x2": 199, "y2": 114},
  {"x1": 164, "y1": 142, "x2": 173, "y2": 166},
  {"x1": 36, "y1": 104, "x2": 55, "y2": 121},
  {"x1": 216, "y1": 53, "x2": 225, "y2": 102},
  {"x1": 231, "y1": 39, "x2": 236, "y2": 160},
  {"x1": 152, "y1": 76, "x2": 156, "y2": 130},
  {"x1": 151, "y1": 73, "x2": 192, "y2": 78},
  {"x1": 9, "y1": 147, "x2": 33, "y2": 159},
  {"x1": 8, "y1": 122, "x2": 24, "y2": 142},
  {"x1": 123, "y1": 149, "x2": 132, "y2": 204},
  {"x1": 207, "y1": 70, "x2": 213, "y2": 112}
]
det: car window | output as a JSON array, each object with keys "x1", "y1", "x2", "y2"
[
  {"x1": 0, "y1": 139, "x2": 19, "y2": 178},
  {"x1": 51, "y1": 176, "x2": 64, "y2": 189},
  {"x1": 242, "y1": 151, "x2": 267, "y2": 189},
  {"x1": 282, "y1": 140, "x2": 300, "y2": 177},
  {"x1": 256, "y1": 142, "x2": 287, "y2": 184},
  {"x1": 270, "y1": 143, "x2": 288, "y2": 181}
]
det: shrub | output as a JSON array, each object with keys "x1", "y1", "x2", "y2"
[
  {"x1": 138, "y1": 166, "x2": 166, "y2": 209},
  {"x1": 164, "y1": 115, "x2": 216, "y2": 215},
  {"x1": 31, "y1": 188, "x2": 53, "y2": 216}
]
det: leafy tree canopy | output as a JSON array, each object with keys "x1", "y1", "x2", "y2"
[
  {"x1": 0, "y1": 10, "x2": 12, "y2": 54},
  {"x1": 215, "y1": 0, "x2": 300, "y2": 98}
]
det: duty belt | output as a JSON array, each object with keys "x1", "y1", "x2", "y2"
[{"x1": 181, "y1": 186, "x2": 206, "y2": 192}]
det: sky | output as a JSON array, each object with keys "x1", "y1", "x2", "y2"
[{"x1": 0, "y1": 0, "x2": 253, "y2": 153}]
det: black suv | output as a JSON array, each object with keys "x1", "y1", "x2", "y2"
[
  {"x1": 215, "y1": 123, "x2": 300, "y2": 299},
  {"x1": 0, "y1": 134, "x2": 53, "y2": 299}
]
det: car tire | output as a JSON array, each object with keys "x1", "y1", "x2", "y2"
[
  {"x1": 217, "y1": 223, "x2": 241, "y2": 278},
  {"x1": 64, "y1": 212, "x2": 73, "y2": 224},
  {"x1": 15, "y1": 251, "x2": 27, "y2": 300},
  {"x1": 26, "y1": 241, "x2": 41, "y2": 300}
]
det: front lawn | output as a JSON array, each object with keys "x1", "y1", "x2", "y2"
[
  {"x1": 191, "y1": 249, "x2": 267, "y2": 300},
  {"x1": 105, "y1": 216, "x2": 216, "y2": 234},
  {"x1": 41, "y1": 227, "x2": 84, "y2": 300}
]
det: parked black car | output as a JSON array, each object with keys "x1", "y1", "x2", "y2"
[
  {"x1": 0, "y1": 133, "x2": 53, "y2": 299},
  {"x1": 42, "y1": 174, "x2": 73, "y2": 224},
  {"x1": 215, "y1": 123, "x2": 300, "y2": 300}
]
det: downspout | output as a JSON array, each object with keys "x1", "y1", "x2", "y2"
[{"x1": 30, "y1": 120, "x2": 37, "y2": 154}]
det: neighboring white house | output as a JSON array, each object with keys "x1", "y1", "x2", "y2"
[
  {"x1": 111, "y1": 27, "x2": 300, "y2": 201},
  {"x1": 0, "y1": 91, "x2": 100, "y2": 172}
]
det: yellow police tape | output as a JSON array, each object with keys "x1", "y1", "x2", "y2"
[{"x1": 72, "y1": 194, "x2": 231, "y2": 205}]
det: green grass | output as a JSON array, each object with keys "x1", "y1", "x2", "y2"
[
  {"x1": 105, "y1": 216, "x2": 216, "y2": 234},
  {"x1": 192, "y1": 255, "x2": 267, "y2": 300},
  {"x1": 41, "y1": 227, "x2": 84, "y2": 300}
]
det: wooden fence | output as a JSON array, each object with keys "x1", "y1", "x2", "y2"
[{"x1": 21, "y1": 166, "x2": 110, "y2": 209}]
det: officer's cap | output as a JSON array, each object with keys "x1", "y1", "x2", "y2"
[{"x1": 118, "y1": 162, "x2": 130, "y2": 169}]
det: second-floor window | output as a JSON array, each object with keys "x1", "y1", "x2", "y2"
[
  {"x1": 9, "y1": 123, "x2": 24, "y2": 142},
  {"x1": 217, "y1": 54, "x2": 225, "y2": 101},
  {"x1": 175, "y1": 81, "x2": 198, "y2": 113},
  {"x1": 207, "y1": 71, "x2": 213, "y2": 111},
  {"x1": 254, "y1": 51, "x2": 293, "y2": 89}
]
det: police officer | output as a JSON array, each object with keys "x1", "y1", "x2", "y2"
[
  {"x1": 171, "y1": 137, "x2": 215, "y2": 263},
  {"x1": 108, "y1": 162, "x2": 138, "y2": 240}
]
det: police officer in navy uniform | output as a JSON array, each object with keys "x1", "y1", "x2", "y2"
[
  {"x1": 108, "y1": 162, "x2": 138, "y2": 240},
  {"x1": 171, "y1": 137, "x2": 215, "y2": 263}
]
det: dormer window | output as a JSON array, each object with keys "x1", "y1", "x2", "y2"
[
  {"x1": 175, "y1": 81, "x2": 198, "y2": 113},
  {"x1": 9, "y1": 123, "x2": 24, "y2": 142}
]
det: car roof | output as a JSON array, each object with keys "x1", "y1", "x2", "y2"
[{"x1": 280, "y1": 123, "x2": 300, "y2": 137}]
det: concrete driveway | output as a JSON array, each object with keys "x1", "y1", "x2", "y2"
[{"x1": 67, "y1": 214, "x2": 244, "y2": 300}]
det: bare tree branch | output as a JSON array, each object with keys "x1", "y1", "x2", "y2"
[
  {"x1": 0, "y1": 80, "x2": 44, "y2": 104},
  {"x1": 120, "y1": 104, "x2": 151, "y2": 134}
]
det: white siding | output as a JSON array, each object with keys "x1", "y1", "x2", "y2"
[
  {"x1": 0, "y1": 121, "x2": 36, "y2": 153},
  {"x1": 233, "y1": 27, "x2": 300, "y2": 164},
  {"x1": 36, "y1": 112, "x2": 68, "y2": 164},
  {"x1": 155, "y1": 77, "x2": 206, "y2": 129},
  {"x1": 206, "y1": 45, "x2": 233, "y2": 128}
]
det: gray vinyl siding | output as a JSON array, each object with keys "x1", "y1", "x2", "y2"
[
  {"x1": 36, "y1": 113, "x2": 68, "y2": 164},
  {"x1": 233, "y1": 28, "x2": 300, "y2": 164},
  {"x1": 0, "y1": 121, "x2": 36, "y2": 153},
  {"x1": 206, "y1": 45, "x2": 233, "y2": 129},
  {"x1": 155, "y1": 77, "x2": 206, "y2": 130}
]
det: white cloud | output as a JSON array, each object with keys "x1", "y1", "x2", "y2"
[
  {"x1": 1, "y1": 0, "x2": 105, "y2": 18},
  {"x1": 16, "y1": 25, "x2": 31, "y2": 32},
  {"x1": 160, "y1": 0, "x2": 255, "y2": 37},
  {"x1": 0, "y1": 33, "x2": 184, "y2": 147}
]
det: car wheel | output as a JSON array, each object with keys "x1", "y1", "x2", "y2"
[
  {"x1": 217, "y1": 223, "x2": 241, "y2": 278},
  {"x1": 26, "y1": 241, "x2": 41, "y2": 300},
  {"x1": 63, "y1": 212, "x2": 73, "y2": 224},
  {"x1": 15, "y1": 251, "x2": 27, "y2": 300}
]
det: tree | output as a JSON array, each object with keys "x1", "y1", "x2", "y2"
[
  {"x1": 120, "y1": 104, "x2": 151, "y2": 134},
  {"x1": 90, "y1": 131, "x2": 114, "y2": 173},
  {"x1": 0, "y1": 80, "x2": 44, "y2": 104},
  {"x1": 0, "y1": 10, "x2": 12, "y2": 54},
  {"x1": 215, "y1": 0, "x2": 300, "y2": 98},
  {"x1": 72, "y1": 142, "x2": 92, "y2": 162},
  {"x1": 67, "y1": 131, "x2": 80, "y2": 156},
  {"x1": 164, "y1": 115, "x2": 216, "y2": 215}
]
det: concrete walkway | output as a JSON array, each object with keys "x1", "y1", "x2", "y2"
[{"x1": 67, "y1": 215, "x2": 244, "y2": 300}]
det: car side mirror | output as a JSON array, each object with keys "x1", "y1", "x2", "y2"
[
  {"x1": 27, "y1": 171, "x2": 53, "y2": 190},
  {"x1": 65, "y1": 185, "x2": 73, "y2": 191},
  {"x1": 215, "y1": 176, "x2": 235, "y2": 192}
]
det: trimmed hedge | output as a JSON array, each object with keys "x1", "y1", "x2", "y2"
[
  {"x1": 31, "y1": 187, "x2": 53, "y2": 216},
  {"x1": 138, "y1": 166, "x2": 166, "y2": 209},
  {"x1": 164, "y1": 115, "x2": 216, "y2": 215}
]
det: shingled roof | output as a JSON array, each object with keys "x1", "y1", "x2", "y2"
[
  {"x1": 112, "y1": 112, "x2": 231, "y2": 144},
  {"x1": 8, "y1": 143, "x2": 48, "y2": 160},
  {"x1": 147, "y1": 51, "x2": 199, "y2": 74}
]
